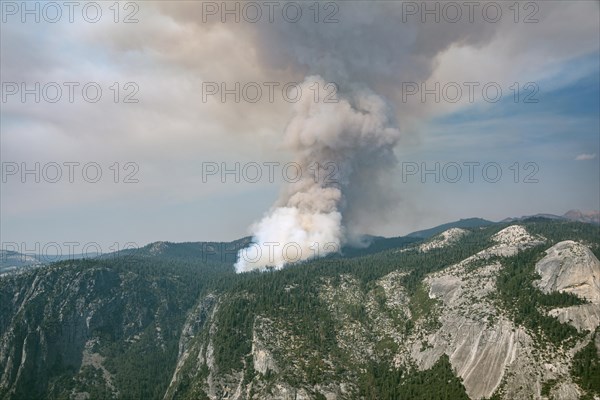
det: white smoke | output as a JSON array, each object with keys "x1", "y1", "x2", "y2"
[{"x1": 235, "y1": 76, "x2": 401, "y2": 272}]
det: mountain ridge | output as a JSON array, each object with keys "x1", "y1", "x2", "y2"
[
  {"x1": 1, "y1": 219, "x2": 599, "y2": 399},
  {"x1": 3, "y1": 211, "x2": 598, "y2": 274}
]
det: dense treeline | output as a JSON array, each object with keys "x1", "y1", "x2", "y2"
[
  {"x1": 524, "y1": 218, "x2": 600, "y2": 257},
  {"x1": 495, "y1": 246, "x2": 586, "y2": 347},
  {"x1": 571, "y1": 329, "x2": 600, "y2": 398},
  {"x1": 90, "y1": 256, "x2": 233, "y2": 399},
  {"x1": 212, "y1": 268, "x2": 340, "y2": 377},
  {"x1": 0, "y1": 255, "x2": 234, "y2": 400},
  {"x1": 357, "y1": 355, "x2": 469, "y2": 400}
]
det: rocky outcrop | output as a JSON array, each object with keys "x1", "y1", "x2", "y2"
[
  {"x1": 409, "y1": 227, "x2": 590, "y2": 399},
  {"x1": 550, "y1": 381, "x2": 581, "y2": 400},
  {"x1": 548, "y1": 304, "x2": 600, "y2": 333},
  {"x1": 534, "y1": 241, "x2": 600, "y2": 334},
  {"x1": 535, "y1": 241, "x2": 600, "y2": 303},
  {"x1": 163, "y1": 294, "x2": 217, "y2": 400},
  {"x1": 419, "y1": 228, "x2": 469, "y2": 252},
  {"x1": 422, "y1": 261, "x2": 523, "y2": 399},
  {"x1": 483, "y1": 225, "x2": 545, "y2": 257},
  {"x1": 252, "y1": 317, "x2": 279, "y2": 375}
]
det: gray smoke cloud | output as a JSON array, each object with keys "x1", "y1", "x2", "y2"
[
  {"x1": 232, "y1": 3, "x2": 500, "y2": 272},
  {"x1": 2, "y1": 1, "x2": 597, "y2": 250},
  {"x1": 234, "y1": 76, "x2": 401, "y2": 272},
  {"x1": 121, "y1": 0, "x2": 595, "y2": 272}
]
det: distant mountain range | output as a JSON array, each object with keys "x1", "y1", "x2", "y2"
[
  {"x1": 501, "y1": 209, "x2": 600, "y2": 225},
  {"x1": 0, "y1": 251, "x2": 100, "y2": 274},
  {"x1": 2, "y1": 210, "x2": 597, "y2": 272},
  {"x1": 405, "y1": 217, "x2": 494, "y2": 239}
]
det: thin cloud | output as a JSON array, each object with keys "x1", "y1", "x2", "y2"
[{"x1": 575, "y1": 153, "x2": 597, "y2": 161}]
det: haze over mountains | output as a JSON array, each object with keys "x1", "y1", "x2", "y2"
[{"x1": 501, "y1": 210, "x2": 600, "y2": 225}]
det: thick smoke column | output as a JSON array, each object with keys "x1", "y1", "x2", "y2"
[{"x1": 235, "y1": 76, "x2": 401, "y2": 272}]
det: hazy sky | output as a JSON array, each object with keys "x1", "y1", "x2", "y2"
[{"x1": 1, "y1": 1, "x2": 599, "y2": 254}]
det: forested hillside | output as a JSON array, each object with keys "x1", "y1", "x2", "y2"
[{"x1": 1, "y1": 219, "x2": 599, "y2": 399}]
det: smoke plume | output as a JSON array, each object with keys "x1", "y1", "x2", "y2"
[{"x1": 235, "y1": 76, "x2": 401, "y2": 272}]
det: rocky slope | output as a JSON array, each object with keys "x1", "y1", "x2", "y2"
[
  {"x1": 535, "y1": 241, "x2": 600, "y2": 334},
  {"x1": 0, "y1": 258, "x2": 220, "y2": 399},
  {"x1": 535, "y1": 241, "x2": 600, "y2": 303},
  {"x1": 419, "y1": 228, "x2": 469, "y2": 252},
  {"x1": 163, "y1": 224, "x2": 600, "y2": 400}
]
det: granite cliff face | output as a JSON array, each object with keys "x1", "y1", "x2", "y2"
[
  {"x1": 535, "y1": 241, "x2": 600, "y2": 303},
  {"x1": 534, "y1": 241, "x2": 600, "y2": 335},
  {"x1": 1, "y1": 220, "x2": 599, "y2": 400}
]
